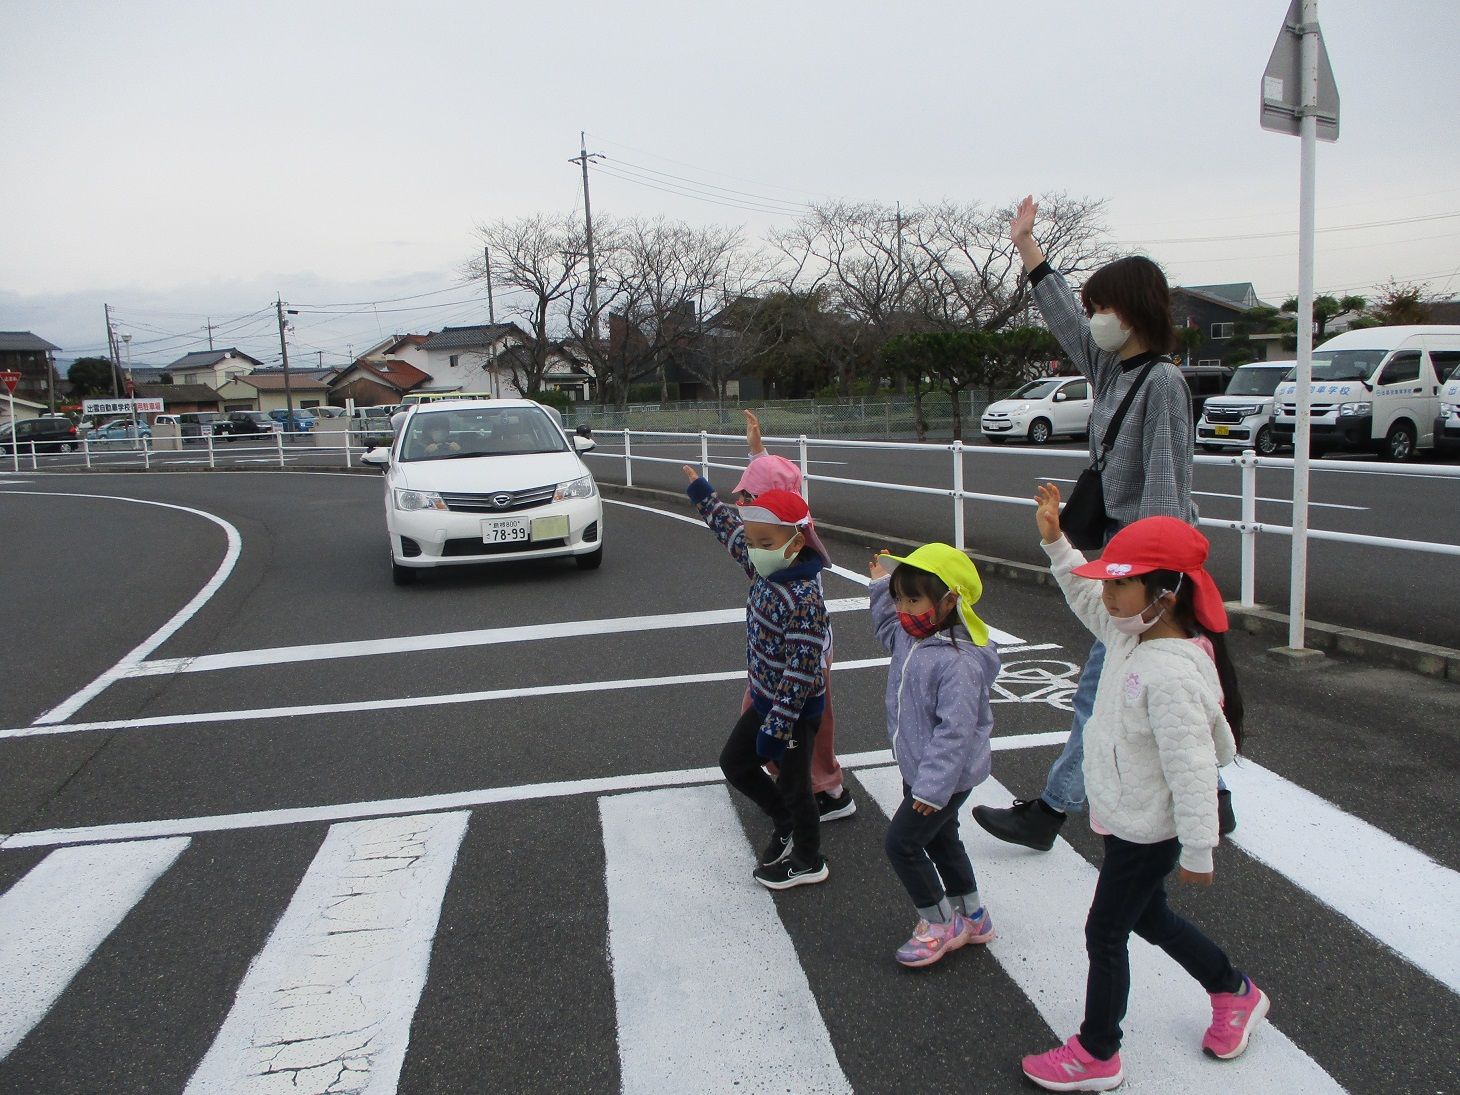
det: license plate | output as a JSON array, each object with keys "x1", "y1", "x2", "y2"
[
  {"x1": 531, "y1": 515, "x2": 570, "y2": 541},
  {"x1": 1214, "y1": 425, "x2": 1230, "y2": 437},
  {"x1": 481, "y1": 518, "x2": 530, "y2": 543}
]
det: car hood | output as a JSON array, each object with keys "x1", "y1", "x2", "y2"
[
  {"x1": 1204, "y1": 395, "x2": 1275, "y2": 409},
  {"x1": 983, "y1": 399, "x2": 1035, "y2": 415},
  {"x1": 393, "y1": 450, "x2": 586, "y2": 493}
]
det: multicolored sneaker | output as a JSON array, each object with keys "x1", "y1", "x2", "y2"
[
  {"x1": 1020, "y1": 1036, "x2": 1123, "y2": 1091},
  {"x1": 1202, "y1": 977, "x2": 1270, "y2": 1060},
  {"x1": 958, "y1": 906, "x2": 996, "y2": 945},
  {"x1": 895, "y1": 915, "x2": 971, "y2": 968}
]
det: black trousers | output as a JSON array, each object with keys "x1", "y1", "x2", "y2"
[
  {"x1": 719, "y1": 706, "x2": 821, "y2": 864},
  {"x1": 1080, "y1": 835, "x2": 1244, "y2": 1060},
  {"x1": 884, "y1": 785, "x2": 976, "y2": 910}
]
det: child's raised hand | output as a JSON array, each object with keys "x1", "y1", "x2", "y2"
[
  {"x1": 1034, "y1": 482, "x2": 1063, "y2": 544},
  {"x1": 1179, "y1": 868, "x2": 1215, "y2": 887},
  {"x1": 868, "y1": 551, "x2": 891, "y2": 580},
  {"x1": 743, "y1": 409, "x2": 763, "y2": 452},
  {"x1": 682, "y1": 464, "x2": 701, "y2": 483}
]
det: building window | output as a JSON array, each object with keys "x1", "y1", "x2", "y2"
[
  {"x1": 1210, "y1": 322, "x2": 1235, "y2": 339},
  {"x1": 449, "y1": 354, "x2": 459, "y2": 368},
  {"x1": 1197, "y1": 358, "x2": 1222, "y2": 367}
]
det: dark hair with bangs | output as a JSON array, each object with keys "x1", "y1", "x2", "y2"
[
  {"x1": 890, "y1": 563, "x2": 961, "y2": 642},
  {"x1": 1141, "y1": 568, "x2": 1245, "y2": 751},
  {"x1": 1080, "y1": 256, "x2": 1176, "y2": 356}
]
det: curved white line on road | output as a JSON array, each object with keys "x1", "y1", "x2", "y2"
[{"x1": 0, "y1": 491, "x2": 243, "y2": 725}]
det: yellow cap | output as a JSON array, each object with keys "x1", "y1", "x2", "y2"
[{"x1": 880, "y1": 543, "x2": 990, "y2": 646}]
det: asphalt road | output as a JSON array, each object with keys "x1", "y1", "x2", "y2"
[{"x1": 0, "y1": 472, "x2": 1456, "y2": 1094}]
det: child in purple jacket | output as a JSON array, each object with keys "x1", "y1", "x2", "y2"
[{"x1": 869, "y1": 544, "x2": 1000, "y2": 967}]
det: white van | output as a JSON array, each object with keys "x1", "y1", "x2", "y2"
[
  {"x1": 980, "y1": 375, "x2": 1093, "y2": 445},
  {"x1": 1434, "y1": 349, "x2": 1460, "y2": 456},
  {"x1": 1197, "y1": 361, "x2": 1294, "y2": 456},
  {"x1": 1271, "y1": 326, "x2": 1460, "y2": 460}
]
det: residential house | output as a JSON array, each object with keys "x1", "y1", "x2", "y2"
[
  {"x1": 165, "y1": 348, "x2": 265, "y2": 388},
  {"x1": 417, "y1": 323, "x2": 530, "y2": 395},
  {"x1": 216, "y1": 371, "x2": 332, "y2": 412},
  {"x1": 1170, "y1": 283, "x2": 1284, "y2": 365},
  {"x1": 127, "y1": 366, "x2": 172, "y2": 385},
  {"x1": 134, "y1": 383, "x2": 223, "y2": 415},
  {"x1": 364, "y1": 334, "x2": 431, "y2": 372},
  {"x1": 327, "y1": 358, "x2": 430, "y2": 407},
  {"x1": 494, "y1": 342, "x2": 596, "y2": 401},
  {"x1": 0, "y1": 393, "x2": 49, "y2": 429},
  {"x1": 0, "y1": 332, "x2": 63, "y2": 409}
]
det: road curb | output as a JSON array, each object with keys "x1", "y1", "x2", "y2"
[{"x1": 601, "y1": 481, "x2": 1460, "y2": 683}]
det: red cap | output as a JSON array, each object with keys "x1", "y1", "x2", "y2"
[
  {"x1": 1071, "y1": 517, "x2": 1229, "y2": 633},
  {"x1": 736, "y1": 489, "x2": 809, "y2": 527}
]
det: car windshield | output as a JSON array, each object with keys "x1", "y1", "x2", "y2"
[
  {"x1": 1285, "y1": 350, "x2": 1383, "y2": 384},
  {"x1": 401, "y1": 407, "x2": 568, "y2": 462},
  {"x1": 1225, "y1": 368, "x2": 1289, "y2": 396},
  {"x1": 1010, "y1": 380, "x2": 1062, "y2": 400}
]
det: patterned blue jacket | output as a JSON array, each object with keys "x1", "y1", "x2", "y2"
[{"x1": 687, "y1": 477, "x2": 828, "y2": 755}]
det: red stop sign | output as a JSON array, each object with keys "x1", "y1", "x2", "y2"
[{"x1": 0, "y1": 371, "x2": 19, "y2": 394}]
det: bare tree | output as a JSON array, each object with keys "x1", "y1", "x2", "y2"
[{"x1": 469, "y1": 214, "x2": 585, "y2": 395}]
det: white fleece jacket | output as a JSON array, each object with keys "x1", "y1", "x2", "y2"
[{"x1": 1044, "y1": 536, "x2": 1237, "y2": 874}]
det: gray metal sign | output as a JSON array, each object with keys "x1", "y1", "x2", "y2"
[{"x1": 1261, "y1": 0, "x2": 1340, "y2": 140}]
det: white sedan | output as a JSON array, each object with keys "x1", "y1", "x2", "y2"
[{"x1": 363, "y1": 399, "x2": 603, "y2": 585}]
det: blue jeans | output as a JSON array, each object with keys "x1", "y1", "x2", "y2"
[{"x1": 1041, "y1": 639, "x2": 1226, "y2": 814}]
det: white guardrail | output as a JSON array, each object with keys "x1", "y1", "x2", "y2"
[
  {"x1": 585, "y1": 428, "x2": 1460, "y2": 610},
  {"x1": 2, "y1": 429, "x2": 387, "y2": 473}
]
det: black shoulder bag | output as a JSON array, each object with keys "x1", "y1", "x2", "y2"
[{"x1": 1059, "y1": 359, "x2": 1162, "y2": 551}]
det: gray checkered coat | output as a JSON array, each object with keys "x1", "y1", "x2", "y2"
[{"x1": 1031, "y1": 264, "x2": 1197, "y2": 531}]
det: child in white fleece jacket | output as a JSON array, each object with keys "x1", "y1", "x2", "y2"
[{"x1": 1020, "y1": 483, "x2": 1270, "y2": 1093}]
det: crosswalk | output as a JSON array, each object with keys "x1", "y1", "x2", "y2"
[{"x1": 1, "y1": 757, "x2": 1456, "y2": 1094}]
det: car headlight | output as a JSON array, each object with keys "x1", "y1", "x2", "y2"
[
  {"x1": 394, "y1": 488, "x2": 448, "y2": 512},
  {"x1": 1338, "y1": 402, "x2": 1369, "y2": 417},
  {"x1": 554, "y1": 474, "x2": 597, "y2": 502}
]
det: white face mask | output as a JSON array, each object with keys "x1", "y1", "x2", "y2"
[{"x1": 1089, "y1": 312, "x2": 1131, "y2": 353}]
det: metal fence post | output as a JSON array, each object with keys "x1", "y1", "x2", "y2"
[
  {"x1": 1240, "y1": 450, "x2": 1258, "y2": 607},
  {"x1": 798, "y1": 435, "x2": 810, "y2": 502},
  {"x1": 83, "y1": 435, "x2": 91, "y2": 469},
  {"x1": 142, "y1": 435, "x2": 151, "y2": 470},
  {"x1": 344, "y1": 429, "x2": 353, "y2": 468},
  {"x1": 29, "y1": 441, "x2": 37, "y2": 470},
  {"x1": 276, "y1": 430, "x2": 285, "y2": 468},
  {"x1": 952, "y1": 439, "x2": 966, "y2": 551},
  {"x1": 699, "y1": 429, "x2": 710, "y2": 479},
  {"x1": 624, "y1": 430, "x2": 634, "y2": 488},
  {"x1": 206, "y1": 430, "x2": 216, "y2": 469}
]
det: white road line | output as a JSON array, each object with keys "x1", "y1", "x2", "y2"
[
  {"x1": 0, "y1": 732, "x2": 1070, "y2": 849},
  {"x1": 1034, "y1": 478, "x2": 1366, "y2": 511},
  {"x1": 0, "y1": 656, "x2": 893, "y2": 741},
  {"x1": 0, "y1": 492, "x2": 243, "y2": 725},
  {"x1": 184, "y1": 812, "x2": 466, "y2": 1095},
  {"x1": 600, "y1": 785, "x2": 852, "y2": 1095},
  {"x1": 1227, "y1": 760, "x2": 1460, "y2": 995},
  {"x1": 122, "y1": 597, "x2": 876, "y2": 678},
  {"x1": 857, "y1": 767, "x2": 1344, "y2": 1093},
  {"x1": 0, "y1": 836, "x2": 190, "y2": 1057}
]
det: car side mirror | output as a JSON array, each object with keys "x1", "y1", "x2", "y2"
[
  {"x1": 361, "y1": 448, "x2": 390, "y2": 467},
  {"x1": 573, "y1": 434, "x2": 597, "y2": 453},
  {"x1": 1054, "y1": 392, "x2": 1067, "y2": 402}
]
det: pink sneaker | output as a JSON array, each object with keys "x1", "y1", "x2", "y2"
[
  {"x1": 959, "y1": 905, "x2": 996, "y2": 945},
  {"x1": 1202, "y1": 977, "x2": 1270, "y2": 1060},
  {"x1": 894, "y1": 915, "x2": 970, "y2": 968},
  {"x1": 1021, "y1": 1036, "x2": 1123, "y2": 1091}
]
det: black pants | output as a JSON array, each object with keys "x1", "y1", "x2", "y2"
[
  {"x1": 884, "y1": 785, "x2": 976, "y2": 910},
  {"x1": 719, "y1": 707, "x2": 821, "y2": 864},
  {"x1": 1080, "y1": 835, "x2": 1244, "y2": 1060}
]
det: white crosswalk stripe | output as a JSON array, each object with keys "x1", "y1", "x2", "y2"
[{"x1": 4, "y1": 756, "x2": 1455, "y2": 1092}]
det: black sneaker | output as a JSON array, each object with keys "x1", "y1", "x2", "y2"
[
  {"x1": 970, "y1": 799, "x2": 1066, "y2": 852},
  {"x1": 1218, "y1": 789, "x2": 1237, "y2": 836},
  {"x1": 815, "y1": 788, "x2": 857, "y2": 822},
  {"x1": 760, "y1": 828, "x2": 794, "y2": 867},
  {"x1": 753, "y1": 855, "x2": 829, "y2": 890}
]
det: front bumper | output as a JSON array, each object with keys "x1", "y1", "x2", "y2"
[
  {"x1": 388, "y1": 495, "x2": 603, "y2": 567},
  {"x1": 1272, "y1": 413, "x2": 1372, "y2": 450}
]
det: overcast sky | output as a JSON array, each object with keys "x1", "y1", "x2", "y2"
[{"x1": 3, "y1": 0, "x2": 1457, "y2": 367}]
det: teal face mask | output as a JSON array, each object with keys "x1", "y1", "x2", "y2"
[{"x1": 747, "y1": 537, "x2": 800, "y2": 579}]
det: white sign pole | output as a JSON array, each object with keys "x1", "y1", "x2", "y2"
[
  {"x1": 1287, "y1": 0, "x2": 1319, "y2": 652},
  {"x1": 6, "y1": 388, "x2": 16, "y2": 473}
]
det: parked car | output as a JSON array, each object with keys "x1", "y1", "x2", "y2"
[
  {"x1": 1196, "y1": 361, "x2": 1295, "y2": 455},
  {"x1": 178, "y1": 411, "x2": 225, "y2": 443},
  {"x1": 0, "y1": 417, "x2": 81, "y2": 453},
  {"x1": 93, "y1": 418, "x2": 154, "y2": 443},
  {"x1": 1178, "y1": 363, "x2": 1235, "y2": 419},
  {"x1": 362, "y1": 399, "x2": 603, "y2": 585},
  {"x1": 268, "y1": 408, "x2": 317, "y2": 432},
  {"x1": 980, "y1": 376, "x2": 1093, "y2": 444},
  {"x1": 216, "y1": 410, "x2": 281, "y2": 441},
  {"x1": 311, "y1": 405, "x2": 348, "y2": 418}
]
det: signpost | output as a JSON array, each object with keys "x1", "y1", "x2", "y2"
[
  {"x1": 1, "y1": 371, "x2": 18, "y2": 472},
  {"x1": 1261, "y1": 0, "x2": 1339, "y2": 663}
]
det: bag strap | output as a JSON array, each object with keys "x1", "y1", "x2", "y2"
[{"x1": 1096, "y1": 357, "x2": 1166, "y2": 466}]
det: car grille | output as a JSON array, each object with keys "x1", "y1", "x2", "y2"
[
  {"x1": 438, "y1": 486, "x2": 557, "y2": 513},
  {"x1": 1204, "y1": 407, "x2": 1247, "y2": 424},
  {"x1": 1278, "y1": 402, "x2": 1337, "y2": 416},
  {"x1": 442, "y1": 536, "x2": 568, "y2": 557}
]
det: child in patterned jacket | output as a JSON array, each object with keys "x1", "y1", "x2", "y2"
[
  {"x1": 683, "y1": 465, "x2": 832, "y2": 891},
  {"x1": 1020, "y1": 483, "x2": 1268, "y2": 1093}
]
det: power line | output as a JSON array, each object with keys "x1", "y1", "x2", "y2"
[
  {"x1": 603, "y1": 157, "x2": 812, "y2": 212},
  {"x1": 592, "y1": 165, "x2": 803, "y2": 218},
  {"x1": 585, "y1": 131, "x2": 828, "y2": 200},
  {"x1": 1126, "y1": 210, "x2": 1460, "y2": 246}
]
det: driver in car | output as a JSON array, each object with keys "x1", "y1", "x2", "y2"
[{"x1": 422, "y1": 419, "x2": 461, "y2": 455}]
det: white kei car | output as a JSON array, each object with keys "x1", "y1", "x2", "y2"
[
  {"x1": 363, "y1": 399, "x2": 602, "y2": 585},
  {"x1": 979, "y1": 376, "x2": 1093, "y2": 444}
]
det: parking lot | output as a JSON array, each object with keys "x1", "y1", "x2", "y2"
[{"x1": 1, "y1": 471, "x2": 1457, "y2": 1094}]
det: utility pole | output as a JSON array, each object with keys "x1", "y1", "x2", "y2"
[
  {"x1": 275, "y1": 295, "x2": 296, "y2": 439},
  {"x1": 484, "y1": 246, "x2": 496, "y2": 326},
  {"x1": 103, "y1": 303, "x2": 122, "y2": 397},
  {"x1": 206, "y1": 318, "x2": 215, "y2": 351},
  {"x1": 569, "y1": 132, "x2": 604, "y2": 345}
]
